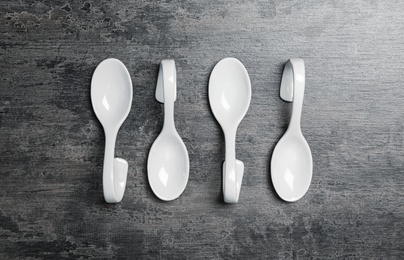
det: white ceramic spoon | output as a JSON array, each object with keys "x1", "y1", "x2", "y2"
[
  {"x1": 209, "y1": 58, "x2": 251, "y2": 203},
  {"x1": 91, "y1": 58, "x2": 133, "y2": 203},
  {"x1": 147, "y1": 60, "x2": 189, "y2": 201},
  {"x1": 271, "y1": 58, "x2": 312, "y2": 202}
]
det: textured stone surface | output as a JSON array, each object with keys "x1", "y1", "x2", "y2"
[{"x1": 1, "y1": 0, "x2": 404, "y2": 259}]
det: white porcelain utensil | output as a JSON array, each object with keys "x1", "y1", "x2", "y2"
[
  {"x1": 91, "y1": 58, "x2": 133, "y2": 203},
  {"x1": 271, "y1": 58, "x2": 312, "y2": 202},
  {"x1": 147, "y1": 60, "x2": 189, "y2": 201},
  {"x1": 209, "y1": 58, "x2": 251, "y2": 203}
]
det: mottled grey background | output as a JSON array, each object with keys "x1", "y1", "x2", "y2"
[{"x1": 0, "y1": 0, "x2": 403, "y2": 259}]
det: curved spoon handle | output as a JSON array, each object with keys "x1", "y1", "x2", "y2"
[
  {"x1": 156, "y1": 60, "x2": 176, "y2": 103},
  {"x1": 280, "y1": 58, "x2": 305, "y2": 134},
  {"x1": 156, "y1": 60, "x2": 176, "y2": 132},
  {"x1": 223, "y1": 130, "x2": 244, "y2": 203},
  {"x1": 223, "y1": 159, "x2": 244, "y2": 203},
  {"x1": 103, "y1": 128, "x2": 128, "y2": 203}
]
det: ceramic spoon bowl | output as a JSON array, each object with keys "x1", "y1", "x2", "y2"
[{"x1": 209, "y1": 59, "x2": 251, "y2": 126}]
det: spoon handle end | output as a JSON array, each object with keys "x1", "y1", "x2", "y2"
[{"x1": 223, "y1": 159, "x2": 244, "y2": 203}]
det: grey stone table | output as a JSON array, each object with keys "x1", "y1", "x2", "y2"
[{"x1": 1, "y1": 1, "x2": 403, "y2": 259}]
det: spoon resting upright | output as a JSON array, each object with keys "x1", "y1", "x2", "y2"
[
  {"x1": 271, "y1": 58, "x2": 313, "y2": 202},
  {"x1": 147, "y1": 60, "x2": 189, "y2": 201},
  {"x1": 209, "y1": 58, "x2": 251, "y2": 203},
  {"x1": 91, "y1": 58, "x2": 133, "y2": 203}
]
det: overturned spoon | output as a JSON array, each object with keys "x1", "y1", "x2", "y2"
[
  {"x1": 91, "y1": 58, "x2": 133, "y2": 203},
  {"x1": 147, "y1": 60, "x2": 189, "y2": 201},
  {"x1": 271, "y1": 58, "x2": 312, "y2": 202}
]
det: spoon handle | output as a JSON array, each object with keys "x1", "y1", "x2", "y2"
[
  {"x1": 159, "y1": 60, "x2": 177, "y2": 132},
  {"x1": 103, "y1": 127, "x2": 128, "y2": 203},
  {"x1": 284, "y1": 58, "x2": 305, "y2": 134},
  {"x1": 223, "y1": 129, "x2": 240, "y2": 203}
]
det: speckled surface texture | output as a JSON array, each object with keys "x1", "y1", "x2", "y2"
[{"x1": 1, "y1": 0, "x2": 403, "y2": 259}]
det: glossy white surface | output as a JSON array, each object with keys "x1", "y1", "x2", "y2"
[
  {"x1": 91, "y1": 58, "x2": 133, "y2": 203},
  {"x1": 271, "y1": 58, "x2": 312, "y2": 202},
  {"x1": 209, "y1": 57, "x2": 251, "y2": 203},
  {"x1": 148, "y1": 60, "x2": 189, "y2": 201}
]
